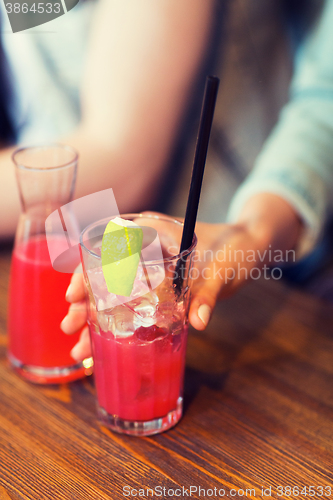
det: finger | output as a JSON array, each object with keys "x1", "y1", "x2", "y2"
[
  {"x1": 66, "y1": 269, "x2": 85, "y2": 303},
  {"x1": 70, "y1": 326, "x2": 92, "y2": 361},
  {"x1": 189, "y1": 267, "x2": 222, "y2": 331},
  {"x1": 60, "y1": 300, "x2": 87, "y2": 334}
]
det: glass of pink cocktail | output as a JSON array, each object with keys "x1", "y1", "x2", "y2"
[
  {"x1": 80, "y1": 214, "x2": 197, "y2": 436},
  {"x1": 8, "y1": 145, "x2": 91, "y2": 384}
]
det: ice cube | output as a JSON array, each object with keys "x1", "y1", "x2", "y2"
[
  {"x1": 87, "y1": 266, "x2": 112, "y2": 311},
  {"x1": 87, "y1": 266, "x2": 106, "y2": 291},
  {"x1": 97, "y1": 309, "x2": 112, "y2": 333},
  {"x1": 109, "y1": 305, "x2": 135, "y2": 338},
  {"x1": 144, "y1": 264, "x2": 165, "y2": 290},
  {"x1": 155, "y1": 293, "x2": 185, "y2": 332},
  {"x1": 132, "y1": 293, "x2": 159, "y2": 328},
  {"x1": 128, "y1": 278, "x2": 149, "y2": 300}
]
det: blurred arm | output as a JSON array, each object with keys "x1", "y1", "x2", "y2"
[
  {"x1": 227, "y1": 0, "x2": 333, "y2": 257},
  {"x1": 0, "y1": 0, "x2": 214, "y2": 237}
]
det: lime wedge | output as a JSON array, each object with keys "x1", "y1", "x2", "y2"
[{"x1": 101, "y1": 218, "x2": 143, "y2": 296}]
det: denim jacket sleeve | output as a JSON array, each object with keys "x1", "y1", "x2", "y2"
[{"x1": 227, "y1": 0, "x2": 333, "y2": 257}]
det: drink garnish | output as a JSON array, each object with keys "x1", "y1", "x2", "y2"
[{"x1": 101, "y1": 217, "x2": 143, "y2": 297}]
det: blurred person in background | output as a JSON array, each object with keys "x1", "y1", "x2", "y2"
[
  {"x1": 0, "y1": 0, "x2": 213, "y2": 236},
  {"x1": 0, "y1": 0, "x2": 332, "y2": 343}
]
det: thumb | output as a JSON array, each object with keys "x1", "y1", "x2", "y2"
[{"x1": 188, "y1": 265, "x2": 222, "y2": 331}]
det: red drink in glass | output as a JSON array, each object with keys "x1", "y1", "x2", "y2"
[
  {"x1": 8, "y1": 235, "x2": 87, "y2": 383},
  {"x1": 80, "y1": 214, "x2": 197, "y2": 436},
  {"x1": 91, "y1": 324, "x2": 187, "y2": 422},
  {"x1": 8, "y1": 144, "x2": 89, "y2": 383}
]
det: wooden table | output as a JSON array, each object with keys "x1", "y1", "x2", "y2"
[{"x1": 1, "y1": 244, "x2": 333, "y2": 500}]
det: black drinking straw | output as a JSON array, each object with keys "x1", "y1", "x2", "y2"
[{"x1": 174, "y1": 75, "x2": 219, "y2": 291}]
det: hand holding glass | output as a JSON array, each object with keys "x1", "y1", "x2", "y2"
[{"x1": 80, "y1": 213, "x2": 197, "y2": 436}]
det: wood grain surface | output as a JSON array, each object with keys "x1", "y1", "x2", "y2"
[{"x1": 0, "y1": 245, "x2": 333, "y2": 500}]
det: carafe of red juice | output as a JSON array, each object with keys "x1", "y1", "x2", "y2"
[{"x1": 8, "y1": 144, "x2": 91, "y2": 383}]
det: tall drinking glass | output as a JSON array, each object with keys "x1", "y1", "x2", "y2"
[
  {"x1": 8, "y1": 144, "x2": 91, "y2": 383},
  {"x1": 80, "y1": 213, "x2": 197, "y2": 436}
]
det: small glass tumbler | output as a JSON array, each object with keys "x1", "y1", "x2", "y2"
[
  {"x1": 8, "y1": 144, "x2": 91, "y2": 384},
  {"x1": 80, "y1": 213, "x2": 197, "y2": 436}
]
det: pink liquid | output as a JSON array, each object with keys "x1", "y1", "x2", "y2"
[
  {"x1": 91, "y1": 325, "x2": 187, "y2": 421},
  {"x1": 8, "y1": 236, "x2": 84, "y2": 382}
]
